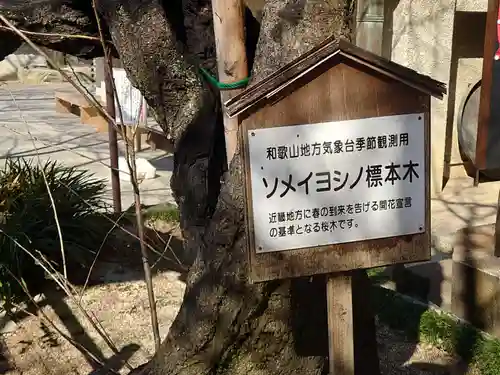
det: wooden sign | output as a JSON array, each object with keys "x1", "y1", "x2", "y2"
[
  {"x1": 225, "y1": 38, "x2": 446, "y2": 283},
  {"x1": 225, "y1": 37, "x2": 446, "y2": 375},
  {"x1": 112, "y1": 68, "x2": 147, "y2": 126},
  {"x1": 475, "y1": 0, "x2": 500, "y2": 170},
  {"x1": 247, "y1": 114, "x2": 426, "y2": 254}
]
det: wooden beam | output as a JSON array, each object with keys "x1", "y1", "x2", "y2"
[
  {"x1": 327, "y1": 273, "x2": 355, "y2": 375},
  {"x1": 476, "y1": 0, "x2": 500, "y2": 170},
  {"x1": 211, "y1": 0, "x2": 248, "y2": 166},
  {"x1": 495, "y1": 189, "x2": 500, "y2": 256},
  {"x1": 326, "y1": 270, "x2": 380, "y2": 375}
]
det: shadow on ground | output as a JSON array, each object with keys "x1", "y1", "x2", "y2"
[
  {"x1": 148, "y1": 154, "x2": 173, "y2": 173},
  {"x1": 67, "y1": 207, "x2": 189, "y2": 288},
  {"x1": 0, "y1": 339, "x2": 13, "y2": 374},
  {"x1": 376, "y1": 203, "x2": 491, "y2": 374},
  {"x1": 87, "y1": 344, "x2": 140, "y2": 375},
  {"x1": 0, "y1": 203, "x2": 187, "y2": 374}
]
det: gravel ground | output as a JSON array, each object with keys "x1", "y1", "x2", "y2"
[{"x1": 0, "y1": 269, "x2": 185, "y2": 375}]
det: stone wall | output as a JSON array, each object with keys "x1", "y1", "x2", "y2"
[
  {"x1": 389, "y1": 0, "x2": 488, "y2": 196},
  {"x1": 0, "y1": 44, "x2": 47, "y2": 81},
  {"x1": 0, "y1": 43, "x2": 94, "y2": 84}
]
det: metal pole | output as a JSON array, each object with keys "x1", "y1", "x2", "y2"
[{"x1": 104, "y1": 50, "x2": 122, "y2": 213}]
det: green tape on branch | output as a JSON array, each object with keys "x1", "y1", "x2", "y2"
[{"x1": 199, "y1": 67, "x2": 250, "y2": 90}]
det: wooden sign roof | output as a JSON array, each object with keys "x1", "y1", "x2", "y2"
[{"x1": 224, "y1": 37, "x2": 447, "y2": 119}]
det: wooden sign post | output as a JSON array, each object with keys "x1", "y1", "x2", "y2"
[
  {"x1": 476, "y1": 0, "x2": 500, "y2": 174},
  {"x1": 480, "y1": 0, "x2": 500, "y2": 256},
  {"x1": 225, "y1": 37, "x2": 446, "y2": 374}
]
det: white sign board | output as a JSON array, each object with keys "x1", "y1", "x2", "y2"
[
  {"x1": 112, "y1": 68, "x2": 145, "y2": 125},
  {"x1": 247, "y1": 113, "x2": 426, "y2": 254}
]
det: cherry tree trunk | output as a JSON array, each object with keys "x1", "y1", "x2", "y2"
[{"x1": 131, "y1": 1, "x2": 375, "y2": 374}]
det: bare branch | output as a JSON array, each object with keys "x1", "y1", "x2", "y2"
[
  {"x1": 90, "y1": 0, "x2": 161, "y2": 350},
  {"x1": 0, "y1": 25, "x2": 112, "y2": 44}
]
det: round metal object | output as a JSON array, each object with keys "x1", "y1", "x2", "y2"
[
  {"x1": 457, "y1": 80, "x2": 500, "y2": 179},
  {"x1": 457, "y1": 80, "x2": 481, "y2": 165}
]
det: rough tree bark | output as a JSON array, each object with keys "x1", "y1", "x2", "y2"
[
  {"x1": 0, "y1": 1, "x2": 111, "y2": 58},
  {"x1": 0, "y1": 1, "x2": 380, "y2": 374}
]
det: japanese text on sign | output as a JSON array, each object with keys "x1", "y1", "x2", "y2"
[
  {"x1": 247, "y1": 113, "x2": 426, "y2": 253},
  {"x1": 265, "y1": 133, "x2": 409, "y2": 160}
]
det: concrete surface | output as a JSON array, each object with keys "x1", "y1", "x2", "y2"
[
  {"x1": 404, "y1": 174, "x2": 500, "y2": 309},
  {"x1": 432, "y1": 177, "x2": 500, "y2": 248},
  {"x1": 400, "y1": 179, "x2": 500, "y2": 332},
  {"x1": 450, "y1": 224, "x2": 500, "y2": 338},
  {"x1": 366, "y1": 3, "x2": 497, "y2": 319},
  {"x1": 405, "y1": 258, "x2": 454, "y2": 312},
  {"x1": 1, "y1": 82, "x2": 499, "y2": 237},
  {"x1": 456, "y1": 0, "x2": 487, "y2": 12},
  {"x1": 0, "y1": 54, "x2": 47, "y2": 81},
  {"x1": 0, "y1": 82, "x2": 174, "y2": 210},
  {"x1": 390, "y1": 0, "x2": 457, "y2": 196},
  {"x1": 389, "y1": 0, "x2": 488, "y2": 196}
]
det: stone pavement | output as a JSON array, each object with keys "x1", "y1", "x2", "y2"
[
  {"x1": 0, "y1": 82, "x2": 175, "y2": 210},
  {"x1": 431, "y1": 176, "x2": 500, "y2": 255}
]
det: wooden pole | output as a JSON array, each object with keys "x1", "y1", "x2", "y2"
[
  {"x1": 495, "y1": 189, "x2": 500, "y2": 256},
  {"x1": 104, "y1": 50, "x2": 122, "y2": 213},
  {"x1": 485, "y1": 0, "x2": 500, "y2": 256},
  {"x1": 327, "y1": 274, "x2": 355, "y2": 375},
  {"x1": 327, "y1": 271, "x2": 380, "y2": 375},
  {"x1": 211, "y1": 0, "x2": 248, "y2": 167},
  {"x1": 135, "y1": 97, "x2": 147, "y2": 152}
]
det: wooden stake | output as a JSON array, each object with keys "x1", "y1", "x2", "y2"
[
  {"x1": 104, "y1": 49, "x2": 122, "y2": 214},
  {"x1": 211, "y1": 0, "x2": 248, "y2": 167},
  {"x1": 327, "y1": 273, "x2": 355, "y2": 375},
  {"x1": 326, "y1": 270, "x2": 380, "y2": 375},
  {"x1": 495, "y1": 188, "x2": 500, "y2": 256}
]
